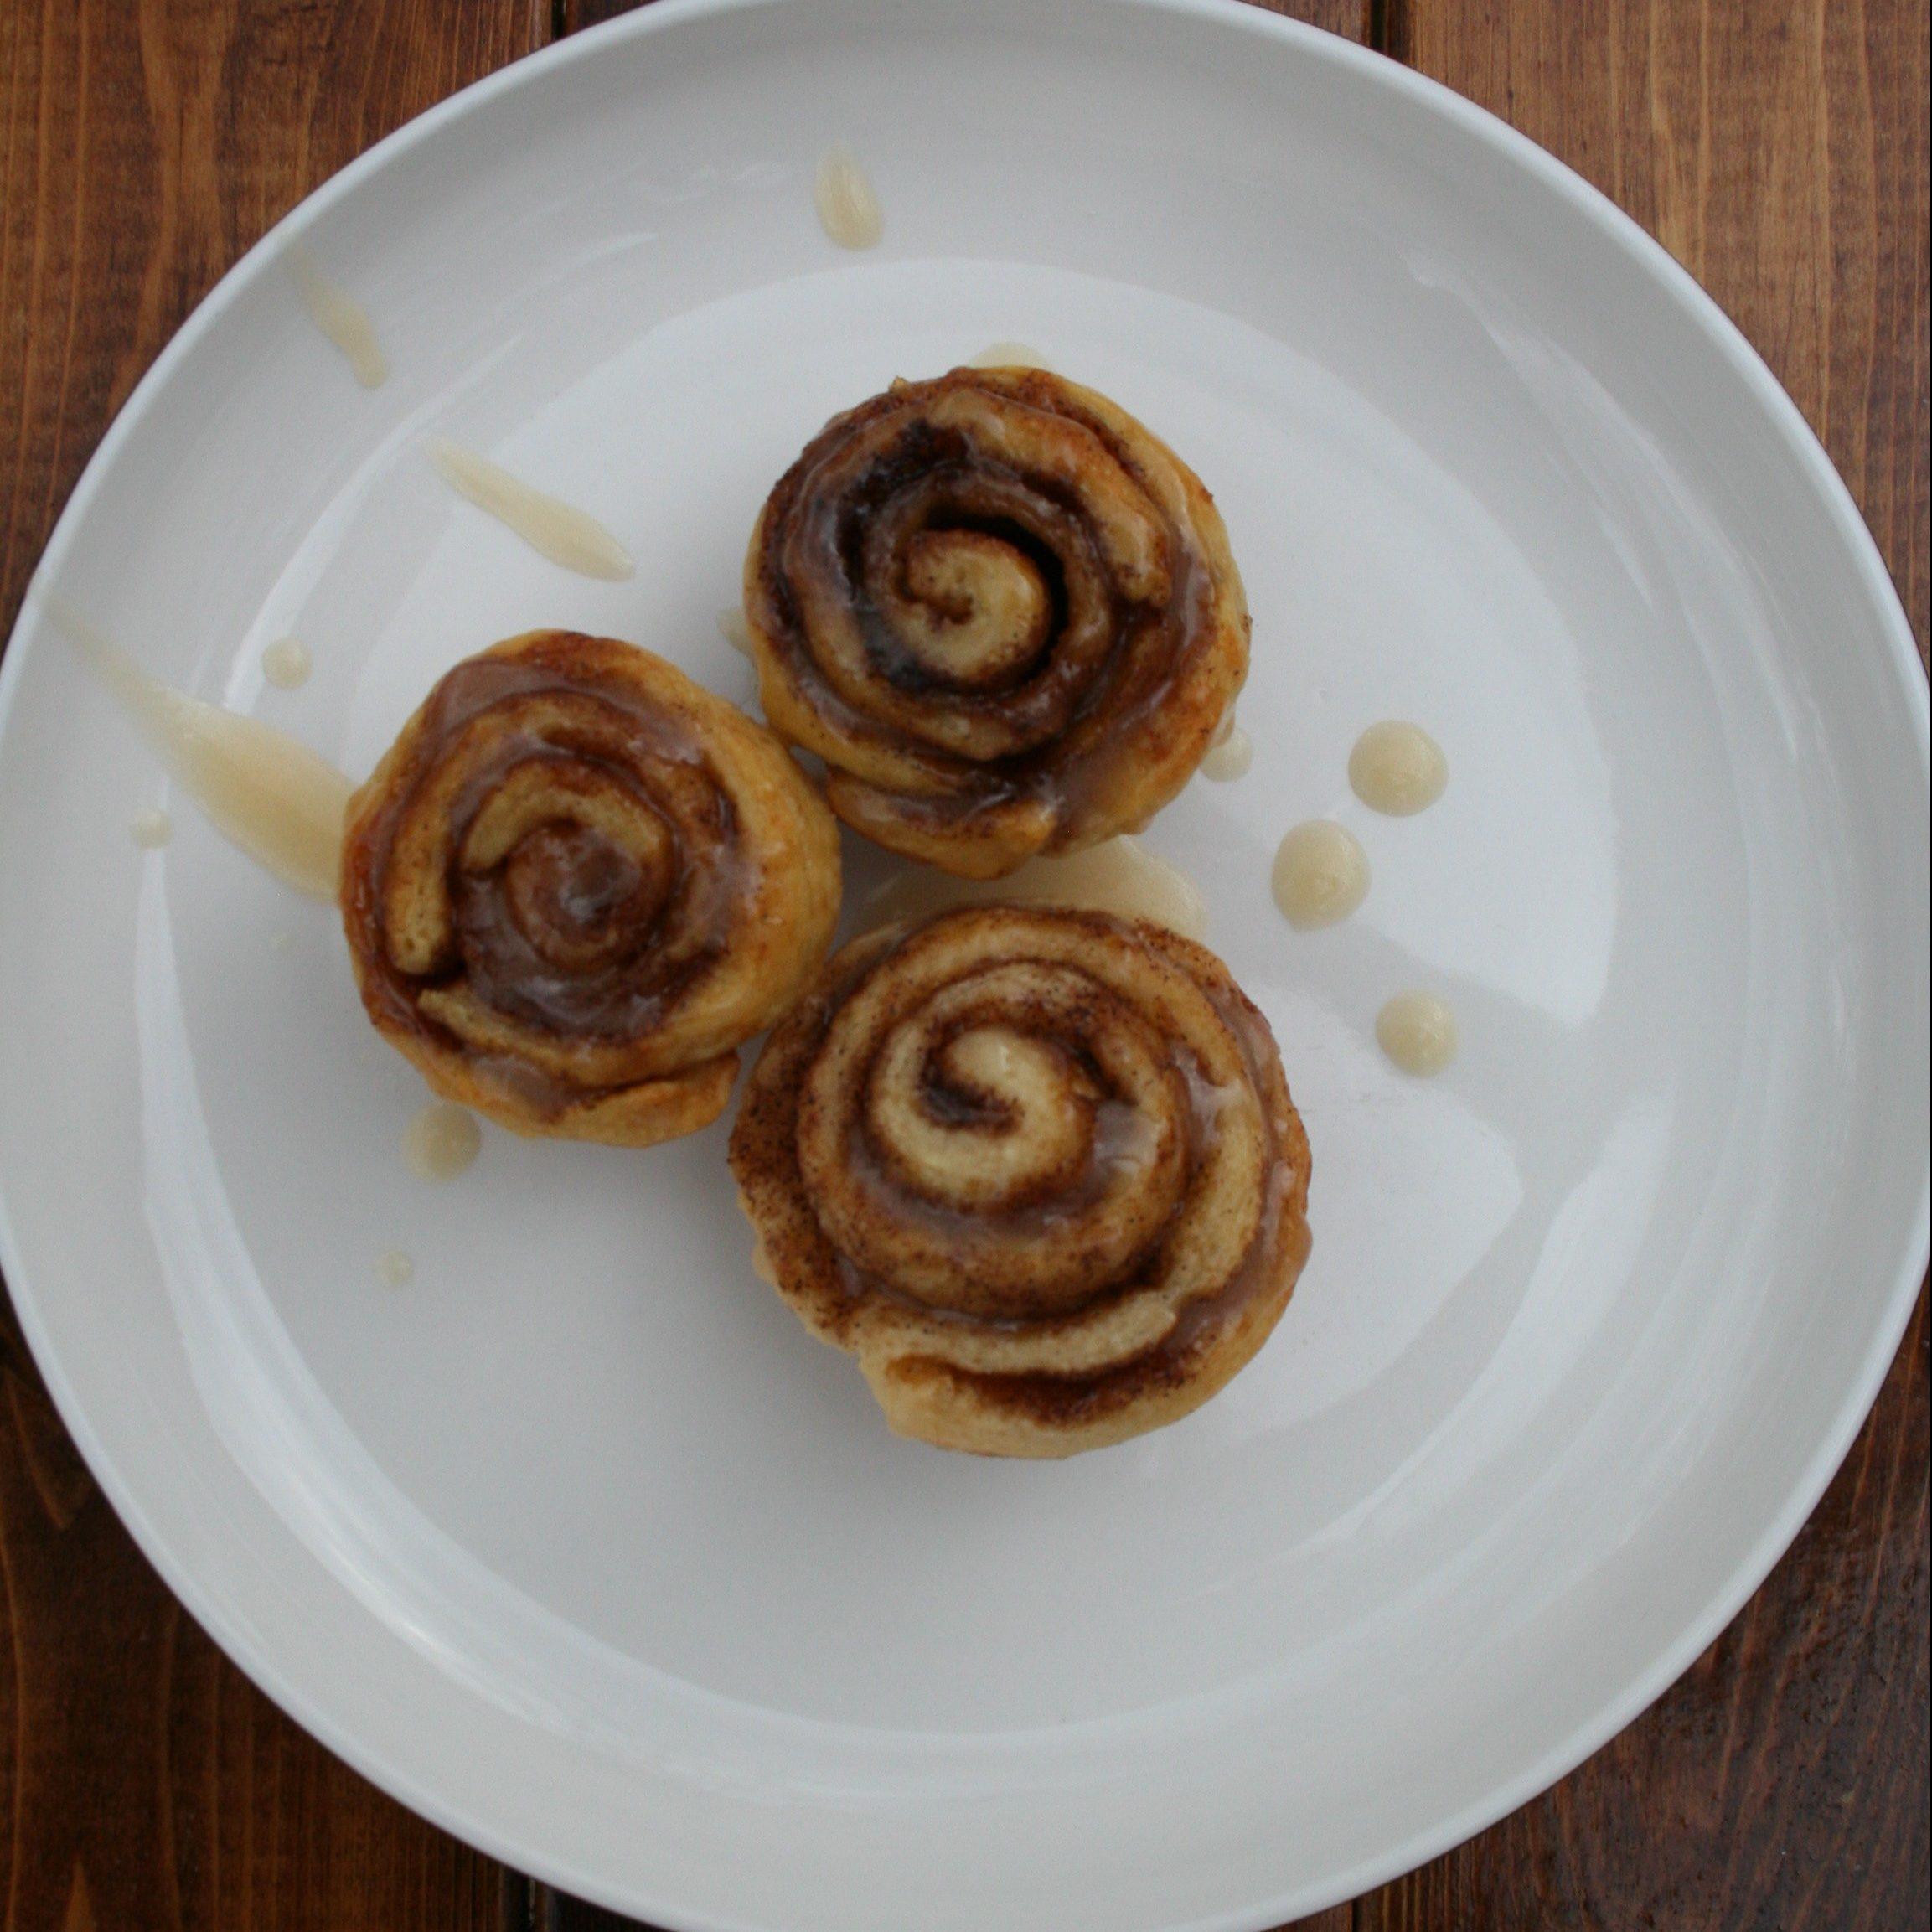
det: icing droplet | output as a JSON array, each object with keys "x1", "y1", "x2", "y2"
[
  {"x1": 749, "y1": 1233, "x2": 779, "y2": 1287},
  {"x1": 261, "y1": 636, "x2": 313, "y2": 690},
  {"x1": 290, "y1": 246, "x2": 388, "y2": 388},
  {"x1": 1199, "y1": 726, "x2": 1252, "y2": 782},
  {"x1": 428, "y1": 440, "x2": 634, "y2": 581},
  {"x1": 1377, "y1": 991, "x2": 1459, "y2": 1076},
  {"x1": 54, "y1": 602, "x2": 351, "y2": 901},
  {"x1": 1349, "y1": 721, "x2": 1447, "y2": 815},
  {"x1": 130, "y1": 806, "x2": 173, "y2": 849},
  {"x1": 967, "y1": 342, "x2": 1051, "y2": 369},
  {"x1": 814, "y1": 142, "x2": 884, "y2": 249},
  {"x1": 861, "y1": 835, "x2": 1207, "y2": 941},
  {"x1": 376, "y1": 1249, "x2": 416, "y2": 1288},
  {"x1": 404, "y1": 1101, "x2": 482, "y2": 1181},
  {"x1": 1272, "y1": 820, "x2": 1369, "y2": 929},
  {"x1": 717, "y1": 607, "x2": 755, "y2": 657}
]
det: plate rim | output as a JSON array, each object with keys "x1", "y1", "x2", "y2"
[{"x1": 0, "y1": 0, "x2": 1925, "y2": 1924}]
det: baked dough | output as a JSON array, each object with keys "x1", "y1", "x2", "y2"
[
  {"x1": 730, "y1": 905, "x2": 1310, "y2": 1456},
  {"x1": 745, "y1": 367, "x2": 1250, "y2": 877},
  {"x1": 341, "y1": 629, "x2": 840, "y2": 1146}
]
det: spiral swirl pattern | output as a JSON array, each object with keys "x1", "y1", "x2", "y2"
[
  {"x1": 745, "y1": 367, "x2": 1250, "y2": 878},
  {"x1": 342, "y1": 630, "x2": 840, "y2": 1146},
  {"x1": 731, "y1": 907, "x2": 1310, "y2": 1457}
]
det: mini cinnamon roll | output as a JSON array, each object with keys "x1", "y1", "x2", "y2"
[
  {"x1": 341, "y1": 630, "x2": 840, "y2": 1147},
  {"x1": 745, "y1": 368, "x2": 1249, "y2": 877},
  {"x1": 730, "y1": 906, "x2": 1310, "y2": 1457}
]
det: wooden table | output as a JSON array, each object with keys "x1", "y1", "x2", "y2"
[{"x1": 1, "y1": 3, "x2": 1924, "y2": 1926}]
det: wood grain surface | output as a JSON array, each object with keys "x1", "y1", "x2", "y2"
[{"x1": 0, "y1": 3, "x2": 1924, "y2": 1929}]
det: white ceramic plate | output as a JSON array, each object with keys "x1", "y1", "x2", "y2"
[{"x1": 1, "y1": 2, "x2": 1924, "y2": 1926}]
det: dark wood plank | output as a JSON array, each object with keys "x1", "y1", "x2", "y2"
[
  {"x1": 561, "y1": 0, "x2": 1375, "y2": 43},
  {"x1": 0, "y1": 8, "x2": 552, "y2": 1927},
  {"x1": 1241, "y1": 0, "x2": 1375, "y2": 39},
  {"x1": 524, "y1": 1893, "x2": 648, "y2": 1932}
]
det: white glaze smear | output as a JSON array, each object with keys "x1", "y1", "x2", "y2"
[
  {"x1": 130, "y1": 806, "x2": 173, "y2": 849},
  {"x1": 966, "y1": 342, "x2": 1051, "y2": 370},
  {"x1": 860, "y1": 836, "x2": 1207, "y2": 941},
  {"x1": 717, "y1": 607, "x2": 755, "y2": 657},
  {"x1": 404, "y1": 1100, "x2": 482, "y2": 1180},
  {"x1": 428, "y1": 440, "x2": 634, "y2": 581},
  {"x1": 814, "y1": 142, "x2": 883, "y2": 249},
  {"x1": 261, "y1": 636, "x2": 313, "y2": 690},
  {"x1": 1272, "y1": 820, "x2": 1369, "y2": 930},
  {"x1": 1377, "y1": 992, "x2": 1459, "y2": 1075},
  {"x1": 1200, "y1": 726, "x2": 1253, "y2": 782},
  {"x1": 375, "y1": 1250, "x2": 416, "y2": 1288},
  {"x1": 1349, "y1": 721, "x2": 1448, "y2": 815},
  {"x1": 290, "y1": 247, "x2": 388, "y2": 389},
  {"x1": 54, "y1": 603, "x2": 352, "y2": 901}
]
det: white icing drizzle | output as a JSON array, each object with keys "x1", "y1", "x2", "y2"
[
  {"x1": 860, "y1": 836, "x2": 1207, "y2": 941},
  {"x1": 966, "y1": 342, "x2": 1051, "y2": 369},
  {"x1": 290, "y1": 246, "x2": 389, "y2": 388},
  {"x1": 428, "y1": 439, "x2": 634, "y2": 581},
  {"x1": 54, "y1": 602, "x2": 351, "y2": 901},
  {"x1": 814, "y1": 142, "x2": 884, "y2": 249}
]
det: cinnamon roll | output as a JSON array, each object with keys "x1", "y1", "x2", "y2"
[
  {"x1": 730, "y1": 906, "x2": 1310, "y2": 1457},
  {"x1": 341, "y1": 630, "x2": 840, "y2": 1147},
  {"x1": 745, "y1": 368, "x2": 1249, "y2": 877}
]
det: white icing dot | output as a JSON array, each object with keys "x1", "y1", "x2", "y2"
[
  {"x1": 717, "y1": 607, "x2": 755, "y2": 657},
  {"x1": 1199, "y1": 726, "x2": 1252, "y2": 781},
  {"x1": 261, "y1": 636, "x2": 313, "y2": 690},
  {"x1": 1377, "y1": 992, "x2": 1459, "y2": 1076},
  {"x1": 1349, "y1": 721, "x2": 1448, "y2": 815},
  {"x1": 1272, "y1": 821, "x2": 1370, "y2": 929},
  {"x1": 405, "y1": 1102, "x2": 482, "y2": 1181}
]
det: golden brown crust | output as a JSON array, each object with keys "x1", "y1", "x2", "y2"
[
  {"x1": 729, "y1": 906, "x2": 1310, "y2": 1456},
  {"x1": 744, "y1": 368, "x2": 1250, "y2": 878},
  {"x1": 341, "y1": 630, "x2": 841, "y2": 1147}
]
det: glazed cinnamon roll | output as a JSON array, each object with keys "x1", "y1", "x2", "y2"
[
  {"x1": 730, "y1": 906, "x2": 1310, "y2": 1457},
  {"x1": 745, "y1": 368, "x2": 1249, "y2": 877},
  {"x1": 341, "y1": 630, "x2": 840, "y2": 1147}
]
